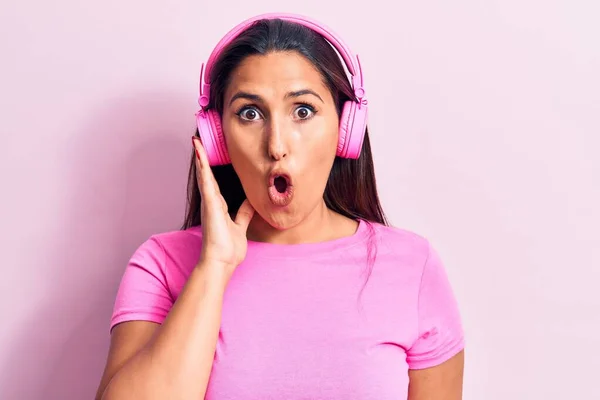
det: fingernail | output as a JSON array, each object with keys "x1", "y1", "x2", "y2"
[{"x1": 191, "y1": 137, "x2": 200, "y2": 161}]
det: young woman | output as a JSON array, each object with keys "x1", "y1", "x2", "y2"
[{"x1": 96, "y1": 13, "x2": 465, "y2": 400}]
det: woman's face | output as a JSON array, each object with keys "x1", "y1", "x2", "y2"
[{"x1": 221, "y1": 51, "x2": 339, "y2": 230}]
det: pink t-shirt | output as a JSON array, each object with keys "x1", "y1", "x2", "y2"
[{"x1": 110, "y1": 219, "x2": 464, "y2": 399}]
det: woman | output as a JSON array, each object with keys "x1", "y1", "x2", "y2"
[{"x1": 96, "y1": 13, "x2": 465, "y2": 400}]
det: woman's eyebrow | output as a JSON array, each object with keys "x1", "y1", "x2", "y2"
[
  {"x1": 229, "y1": 91, "x2": 263, "y2": 107},
  {"x1": 285, "y1": 89, "x2": 324, "y2": 103},
  {"x1": 228, "y1": 88, "x2": 325, "y2": 107}
]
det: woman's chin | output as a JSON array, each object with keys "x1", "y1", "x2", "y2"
[
  {"x1": 252, "y1": 206, "x2": 303, "y2": 232},
  {"x1": 264, "y1": 212, "x2": 302, "y2": 231}
]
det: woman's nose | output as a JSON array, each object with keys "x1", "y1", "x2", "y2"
[{"x1": 267, "y1": 120, "x2": 289, "y2": 161}]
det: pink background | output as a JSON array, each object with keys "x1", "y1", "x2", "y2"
[{"x1": 1, "y1": 1, "x2": 599, "y2": 399}]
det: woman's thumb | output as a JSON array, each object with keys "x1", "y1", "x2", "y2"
[{"x1": 234, "y1": 199, "x2": 255, "y2": 229}]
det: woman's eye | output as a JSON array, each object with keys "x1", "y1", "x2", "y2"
[
  {"x1": 238, "y1": 107, "x2": 261, "y2": 121},
  {"x1": 294, "y1": 106, "x2": 314, "y2": 120}
]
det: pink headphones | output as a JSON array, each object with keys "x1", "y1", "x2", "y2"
[{"x1": 195, "y1": 12, "x2": 368, "y2": 166}]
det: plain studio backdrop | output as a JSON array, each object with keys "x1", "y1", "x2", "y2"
[{"x1": 1, "y1": 0, "x2": 598, "y2": 399}]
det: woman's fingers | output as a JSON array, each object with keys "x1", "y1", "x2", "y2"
[
  {"x1": 192, "y1": 137, "x2": 218, "y2": 202},
  {"x1": 193, "y1": 136, "x2": 230, "y2": 218}
]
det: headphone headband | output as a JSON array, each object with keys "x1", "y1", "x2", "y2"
[{"x1": 198, "y1": 12, "x2": 365, "y2": 108}]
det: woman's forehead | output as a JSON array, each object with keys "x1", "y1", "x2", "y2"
[{"x1": 224, "y1": 52, "x2": 329, "y2": 101}]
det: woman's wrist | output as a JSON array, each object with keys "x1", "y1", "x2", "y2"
[{"x1": 195, "y1": 259, "x2": 234, "y2": 290}]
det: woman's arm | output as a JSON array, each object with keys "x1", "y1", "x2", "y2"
[
  {"x1": 405, "y1": 238, "x2": 465, "y2": 399},
  {"x1": 96, "y1": 262, "x2": 229, "y2": 400},
  {"x1": 408, "y1": 350, "x2": 465, "y2": 400},
  {"x1": 96, "y1": 138, "x2": 254, "y2": 399}
]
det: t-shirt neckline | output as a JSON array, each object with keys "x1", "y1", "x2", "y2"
[{"x1": 244, "y1": 218, "x2": 371, "y2": 259}]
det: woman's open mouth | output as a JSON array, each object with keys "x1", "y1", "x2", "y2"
[{"x1": 268, "y1": 172, "x2": 294, "y2": 207}]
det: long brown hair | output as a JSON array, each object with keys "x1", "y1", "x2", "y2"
[{"x1": 182, "y1": 18, "x2": 388, "y2": 231}]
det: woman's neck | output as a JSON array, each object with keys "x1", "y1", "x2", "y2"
[{"x1": 246, "y1": 200, "x2": 358, "y2": 245}]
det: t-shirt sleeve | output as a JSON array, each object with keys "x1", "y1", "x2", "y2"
[
  {"x1": 406, "y1": 242, "x2": 465, "y2": 369},
  {"x1": 109, "y1": 236, "x2": 174, "y2": 333}
]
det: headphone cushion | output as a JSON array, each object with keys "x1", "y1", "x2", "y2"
[
  {"x1": 337, "y1": 100, "x2": 354, "y2": 157},
  {"x1": 344, "y1": 100, "x2": 367, "y2": 159},
  {"x1": 337, "y1": 99, "x2": 367, "y2": 159},
  {"x1": 209, "y1": 110, "x2": 230, "y2": 165},
  {"x1": 196, "y1": 110, "x2": 230, "y2": 166},
  {"x1": 196, "y1": 110, "x2": 217, "y2": 165}
]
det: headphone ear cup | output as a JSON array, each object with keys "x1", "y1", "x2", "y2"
[
  {"x1": 196, "y1": 110, "x2": 217, "y2": 165},
  {"x1": 208, "y1": 110, "x2": 231, "y2": 165},
  {"x1": 196, "y1": 109, "x2": 230, "y2": 166},
  {"x1": 337, "y1": 99, "x2": 367, "y2": 159},
  {"x1": 346, "y1": 99, "x2": 367, "y2": 159},
  {"x1": 337, "y1": 100, "x2": 355, "y2": 158},
  {"x1": 337, "y1": 101, "x2": 351, "y2": 157}
]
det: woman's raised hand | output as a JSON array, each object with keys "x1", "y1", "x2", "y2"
[{"x1": 192, "y1": 137, "x2": 255, "y2": 280}]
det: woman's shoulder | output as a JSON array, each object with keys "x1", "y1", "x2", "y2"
[
  {"x1": 367, "y1": 220, "x2": 432, "y2": 258},
  {"x1": 126, "y1": 225, "x2": 203, "y2": 273},
  {"x1": 145, "y1": 225, "x2": 203, "y2": 248}
]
